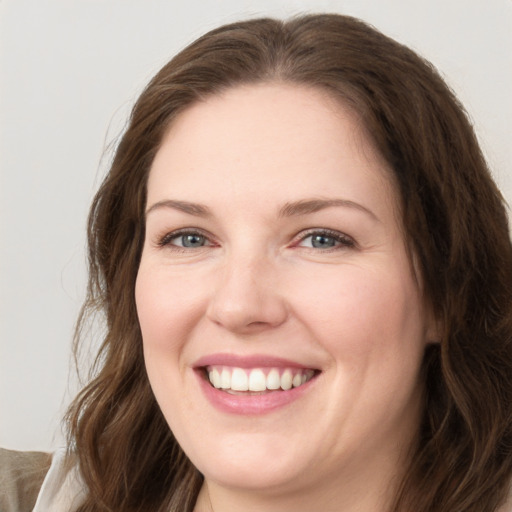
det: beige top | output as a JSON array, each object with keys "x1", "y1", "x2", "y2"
[
  {"x1": 0, "y1": 448, "x2": 51, "y2": 512},
  {"x1": 0, "y1": 447, "x2": 85, "y2": 512},
  {"x1": 32, "y1": 448, "x2": 86, "y2": 512}
]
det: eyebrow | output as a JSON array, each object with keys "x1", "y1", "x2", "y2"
[
  {"x1": 145, "y1": 197, "x2": 379, "y2": 222},
  {"x1": 278, "y1": 198, "x2": 379, "y2": 221},
  {"x1": 146, "y1": 199, "x2": 212, "y2": 218}
]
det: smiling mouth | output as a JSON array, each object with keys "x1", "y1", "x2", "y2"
[{"x1": 203, "y1": 365, "x2": 318, "y2": 394}]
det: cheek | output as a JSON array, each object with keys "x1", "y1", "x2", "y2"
[
  {"x1": 294, "y1": 263, "x2": 427, "y2": 438},
  {"x1": 135, "y1": 265, "x2": 203, "y2": 427},
  {"x1": 134, "y1": 263, "x2": 209, "y2": 426},
  {"x1": 290, "y1": 262, "x2": 426, "y2": 363},
  {"x1": 135, "y1": 264, "x2": 206, "y2": 354}
]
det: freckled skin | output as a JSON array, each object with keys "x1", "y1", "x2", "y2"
[{"x1": 135, "y1": 84, "x2": 436, "y2": 512}]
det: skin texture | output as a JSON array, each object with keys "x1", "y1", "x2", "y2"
[{"x1": 135, "y1": 83, "x2": 437, "y2": 512}]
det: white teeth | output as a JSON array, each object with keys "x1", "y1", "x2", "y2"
[
  {"x1": 280, "y1": 369, "x2": 293, "y2": 390},
  {"x1": 206, "y1": 366, "x2": 315, "y2": 392},
  {"x1": 220, "y1": 368, "x2": 231, "y2": 389},
  {"x1": 231, "y1": 368, "x2": 249, "y2": 391},
  {"x1": 209, "y1": 368, "x2": 221, "y2": 388},
  {"x1": 248, "y1": 369, "x2": 267, "y2": 392},
  {"x1": 266, "y1": 369, "x2": 281, "y2": 390},
  {"x1": 292, "y1": 373, "x2": 302, "y2": 388}
]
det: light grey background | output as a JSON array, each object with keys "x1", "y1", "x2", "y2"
[{"x1": 1, "y1": 0, "x2": 511, "y2": 452}]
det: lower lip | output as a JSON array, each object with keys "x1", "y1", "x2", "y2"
[{"x1": 196, "y1": 370, "x2": 316, "y2": 415}]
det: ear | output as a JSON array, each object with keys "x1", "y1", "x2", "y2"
[
  {"x1": 411, "y1": 252, "x2": 443, "y2": 345},
  {"x1": 425, "y1": 307, "x2": 443, "y2": 345}
]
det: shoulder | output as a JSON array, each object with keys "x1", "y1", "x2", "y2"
[
  {"x1": 32, "y1": 447, "x2": 86, "y2": 512},
  {"x1": 500, "y1": 491, "x2": 512, "y2": 512},
  {"x1": 0, "y1": 447, "x2": 86, "y2": 512},
  {"x1": 0, "y1": 447, "x2": 52, "y2": 512}
]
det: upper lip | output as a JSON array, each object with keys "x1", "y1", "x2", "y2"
[{"x1": 193, "y1": 353, "x2": 319, "y2": 370}]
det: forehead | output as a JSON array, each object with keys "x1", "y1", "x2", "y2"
[{"x1": 147, "y1": 83, "x2": 398, "y2": 220}]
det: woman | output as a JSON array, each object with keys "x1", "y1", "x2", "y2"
[{"x1": 11, "y1": 13, "x2": 512, "y2": 512}]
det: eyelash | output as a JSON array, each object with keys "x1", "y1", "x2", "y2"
[
  {"x1": 295, "y1": 229, "x2": 356, "y2": 251},
  {"x1": 155, "y1": 228, "x2": 356, "y2": 252},
  {"x1": 156, "y1": 228, "x2": 214, "y2": 250}
]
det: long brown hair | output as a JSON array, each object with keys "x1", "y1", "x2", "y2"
[{"x1": 67, "y1": 14, "x2": 512, "y2": 511}]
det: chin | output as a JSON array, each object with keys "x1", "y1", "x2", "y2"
[
  {"x1": 186, "y1": 432, "x2": 312, "y2": 492},
  {"x1": 201, "y1": 459, "x2": 305, "y2": 493}
]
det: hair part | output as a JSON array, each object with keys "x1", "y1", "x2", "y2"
[{"x1": 67, "y1": 14, "x2": 512, "y2": 512}]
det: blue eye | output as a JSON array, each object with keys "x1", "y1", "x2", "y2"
[
  {"x1": 177, "y1": 233, "x2": 207, "y2": 248},
  {"x1": 298, "y1": 230, "x2": 355, "y2": 250},
  {"x1": 310, "y1": 233, "x2": 337, "y2": 248},
  {"x1": 158, "y1": 230, "x2": 212, "y2": 249}
]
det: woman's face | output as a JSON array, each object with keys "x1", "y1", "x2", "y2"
[{"x1": 136, "y1": 84, "x2": 434, "y2": 499}]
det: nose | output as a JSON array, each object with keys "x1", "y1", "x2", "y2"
[{"x1": 206, "y1": 254, "x2": 288, "y2": 334}]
